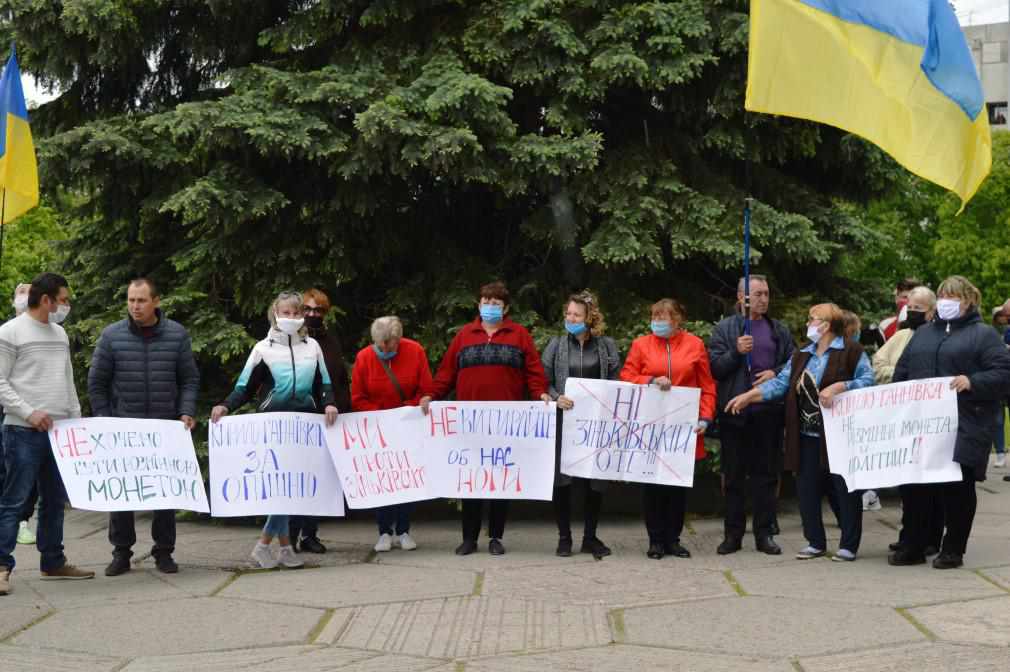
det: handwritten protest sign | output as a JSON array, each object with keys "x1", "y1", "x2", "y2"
[
  {"x1": 822, "y1": 377, "x2": 962, "y2": 492},
  {"x1": 424, "y1": 401, "x2": 556, "y2": 500},
  {"x1": 49, "y1": 418, "x2": 209, "y2": 513},
  {"x1": 560, "y1": 378, "x2": 700, "y2": 487},
  {"x1": 327, "y1": 406, "x2": 431, "y2": 509},
  {"x1": 209, "y1": 412, "x2": 344, "y2": 517}
]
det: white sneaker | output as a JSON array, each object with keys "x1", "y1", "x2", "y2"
[
  {"x1": 397, "y1": 533, "x2": 417, "y2": 551},
  {"x1": 16, "y1": 521, "x2": 35, "y2": 545},
  {"x1": 277, "y1": 545, "x2": 304, "y2": 569},
  {"x1": 374, "y1": 533, "x2": 392, "y2": 552},
  {"x1": 250, "y1": 543, "x2": 278, "y2": 569},
  {"x1": 995, "y1": 454, "x2": 1006, "y2": 468},
  {"x1": 862, "y1": 491, "x2": 881, "y2": 511}
]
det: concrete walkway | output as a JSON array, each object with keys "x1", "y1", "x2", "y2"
[{"x1": 3, "y1": 461, "x2": 1010, "y2": 671}]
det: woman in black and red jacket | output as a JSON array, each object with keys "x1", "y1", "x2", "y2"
[{"x1": 420, "y1": 281, "x2": 549, "y2": 557}]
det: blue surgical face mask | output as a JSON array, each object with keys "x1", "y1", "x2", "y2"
[
  {"x1": 565, "y1": 321, "x2": 587, "y2": 336},
  {"x1": 480, "y1": 304, "x2": 504, "y2": 324},
  {"x1": 373, "y1": 344, "x2": 397, "y2": 361},
  {"x1": 651, "y1": 320, "x2": 672, "y2": 338}
]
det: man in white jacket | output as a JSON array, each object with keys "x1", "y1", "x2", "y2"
[{"x1": 0, "y1": 273, "x2": 94, "y2": 596}]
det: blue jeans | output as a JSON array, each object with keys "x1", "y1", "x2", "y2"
[
  {"x1": 376, "y1": 504, "x2": 413, "y2": 536},
  {"x1": 262, "y1": 514, "x2": 289, "y2": 539},
  {"x1": 0, "y1": 426, "x2": 67, "y2": 572}
]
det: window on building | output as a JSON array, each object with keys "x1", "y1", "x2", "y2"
[{"x1": 987, "y1": 102, "x2": 1007, "y2": 126}]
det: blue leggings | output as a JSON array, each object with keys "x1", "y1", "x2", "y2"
[{"x1": 262, "y1": 515, "x2": 289, "y2": 539}]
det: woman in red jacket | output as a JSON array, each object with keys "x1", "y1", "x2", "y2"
[
  {"x1": 352, "y1": 316, "x2": 433, "y2": 554},
  {"x1": 621, "y1": 298, "x2": 716, "y2": 560}
]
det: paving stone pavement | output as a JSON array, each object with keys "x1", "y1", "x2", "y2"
[{"x1": 1, "y1": 459, "x2": 1009, "y2": 670}]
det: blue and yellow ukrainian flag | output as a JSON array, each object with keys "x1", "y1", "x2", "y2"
[
  {"x1": 0, "y1": 46, "x2": 39, "y2": 224},
  {"x1": 746, "y1": 0, "x2": 991, "y2": 208}
]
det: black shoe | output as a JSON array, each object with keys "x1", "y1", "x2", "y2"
[
  {"x1": 924, "y1": 545, "x2": 940, "y2": 557},
  {"x1": 888, "y1": 542, "x2": 903, "y2": 552},
  {"x1": 105, "y1": 555, "x2": 131, "y2": 577},
  {"x1": 488, "y1": 539, "x2": 506, "y2": 556},
  {"x1": 646, "y1": 543, "x2": 665, "y2": 559},
  {"x1": 717, "y1": 538, "x2": 742, "y2": 555},
  {"x1": 756, "y1": 537, "x2": 782, "y2": 555},
  {"x1": 299, "y1": 537, "x2": 326, "y2": 554},
  {"x1": 580, "y1": 537, "x2": 612, "y2": 558},
  {"x1": 932, "y1": 552, "x2": 963, "y2": 569},
  {"x1": 455, "y1": 540, "x2": 478, "y2": 556},
  {"x1": 769, "y1": 519, "x2": 781, "y2": 536},
  {"x1": 556, "y1": 536, "x2": 573, "y2": 557},
  {"x1": 155, "y1": 555, "x2": 179, "y2": 574},
  {"x1": 888, "y1": 549, "x2": 926, "y2": 566},
  {"x1": 664, "y1": 542, "x2": 691, "y2": 558},
  {"x1": 1004, "y1": 474, "x2": 1010, "y2": 482}
]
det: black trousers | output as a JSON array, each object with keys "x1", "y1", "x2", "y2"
[
  {"x1": 795, "y1": 435, "x2": 862, "y2": 552},
  {"x1": 720, "y1": 409, "x2": 782, "y2": 541},
  {"x1": 642, "y1": 484, "x2": 686, "y2": 545},
  {"x1": 897, "y1": 485, "x2": 944, "y2": 549},
  {"x1": 554, "y1": 480, "x2": 602, "y2": 540},
  {"x1": 902, "y1": 465, "x2": 976, "y2": 555},
  {"x1": 289, "y1": 516, "x2": 320, "y2": 542},
  {"x1": 461, "y1": 500, "x2": 508, "y2": 541},
  {"x1": 109, "y1": 510, "x2": 176, "y2": 559}
]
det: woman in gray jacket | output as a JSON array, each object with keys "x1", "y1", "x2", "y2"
[{"x1": 542, "y1": 291, "x2": 622, "y2": 559}]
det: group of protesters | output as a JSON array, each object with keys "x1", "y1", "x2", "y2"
[{"x1": 1, "y1": 270, "x2": 1009, "y2": 595}]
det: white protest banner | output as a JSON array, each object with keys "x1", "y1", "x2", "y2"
[
  {"x1": 49, "y1": 417, "x2": 209, "y2": 513},
  {"x1": 423, "y1": 401, "x2": 557, "y2": 500},
  {"x1": 822, "y1": 377, "x2": 962, "y2": 492},
  {"x1": 209, "y1": 412, "x2": 344, "y2": 517},
  {"x1": 560, "y1": 378, "x2": 700, "y2": 487},
  {"x1": 327, "y1": 406, "x2": 431, "y2": 509}
]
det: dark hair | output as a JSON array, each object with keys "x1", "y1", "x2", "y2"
[
  {"x1": 129, "y1": 277, "x2": 160, "y2": 298},
  {"x1": 478, "y1": 281, "x2": 510, "y2": 307},
  {"x1": 27, "y1": 273, "x2": 69, "y2": 309},
  {"x1": 896, "y1": 277, "x2": 921, "y2": 292}
]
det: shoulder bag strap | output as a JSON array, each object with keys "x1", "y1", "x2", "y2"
[{"x1": 379, "y1": 359, "x2": 407, "y2": 402}]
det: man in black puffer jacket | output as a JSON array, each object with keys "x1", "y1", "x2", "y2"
[{"x1": 88, "y1": 278, "x2": 200, "y2": 576}]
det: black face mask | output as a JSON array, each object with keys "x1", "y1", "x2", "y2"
[
  {"x1": 901, "y1": 310, "x2": 927, "y2": 330},
  {"x1": 304, "y1": 315, "x2": 324, "y2": 331}
]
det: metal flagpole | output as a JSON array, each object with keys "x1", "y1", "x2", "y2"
[{"x1": 743, "y1": 197, "x2": 753, "y2": 373}]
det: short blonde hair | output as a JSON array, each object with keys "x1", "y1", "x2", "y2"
[
  {"x1": 566, "y1": 290, "x2": 606, "y2": 337},
  {"x1": 809, "y1": 303, "x2": 845, "y2": 336},
  {"x1": 937, "y1": 275, "x2": 981, "y2": 309},
  {"x1": 370, "y1": 316, "x2": 403, "y2": 344},
  {"x1": 267, "y1": 291, "x2": 305, "y2": 335},
  {"x1": 907, "y1": 286, "x2": 936, "y2": 309}
]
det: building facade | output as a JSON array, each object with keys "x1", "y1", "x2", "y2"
[{"x1": 964, "y1": 22, "x2": 1010, "y2": 128}]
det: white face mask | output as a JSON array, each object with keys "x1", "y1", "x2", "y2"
[
  {"x1": 51, "y1": 304, "x2": 71, "y2": 324},
  {"x1": 12, "y1": 296, "x2": 28, "y2": 312},
  {"x1": 276, "y1": 317, "x2": 304, "y2": 335},
  {"x1": 806, "y1": 323, "x2": 823, "y2": 342},
  {"x1": 936, "y1": 299, "x2": 961, "y2": 321}
]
